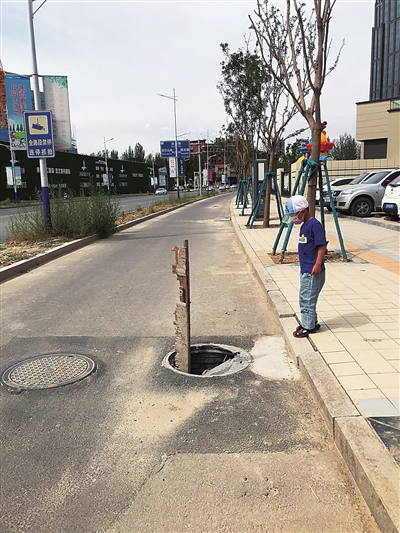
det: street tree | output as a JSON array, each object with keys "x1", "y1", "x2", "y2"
[
  {"x1": 133, "y1": 142, "x2": 145, "y2": 163},
  {"x1": 217, "y1": 42, "x2": 270, "y2": 182},
  {"x1": 110, "y1": 149, "x2": 119, "y2": 160},
  {"x1": 121, "y1": 146, "x2": 135, "y2": 161},
  {"x1": 218, "y1": 38, "x2": 304, "y2": 225},
  {"x1": 330, "y1": 132, "x2": 360, "y2": 160},
  {"x1": 145, "y1": 152, "x2": 165, "y2": 168},
  {"x1": 256, "y1": 40, "x2": 306, "y2": 226},
  {"x1": 250, "y1": 0, "x2": 343, "y2": 215}
]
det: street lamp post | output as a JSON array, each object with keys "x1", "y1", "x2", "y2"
[
  {"x1": 28, "y1": 0, "x2": 51, "y2": 229},
  {"x1": 104, "y1": 136, "x2": 114, "y2": 193},
  {"x1": 158, "y1": 89, "x2": 180, "y2": 199}
]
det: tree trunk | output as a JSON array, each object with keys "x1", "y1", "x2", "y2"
[{"x1": 262, "y1": 149, "x2": 275, "y2": 228}]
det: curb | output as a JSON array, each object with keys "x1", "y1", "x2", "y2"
[
  {"x1": 0, "y1": 202, "x2": 190, "y2": 284},
  {"x1": 315, "y1": 206, "x2": 400, "y2": 232},
  {"x1": 339, "y1": 214, "x2": 400, "y2": 232},
  {"x1": 230, "y1": 201, "x2": 399, "y2": 533}
]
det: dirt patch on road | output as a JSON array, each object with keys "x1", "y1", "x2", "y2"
[{"x1": 0, "y1": 238, "x2": 73, "y2": 268}]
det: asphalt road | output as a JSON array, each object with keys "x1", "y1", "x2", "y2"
[{"x1": 0, "y1": 195, "x2": 379, "y2": 533}]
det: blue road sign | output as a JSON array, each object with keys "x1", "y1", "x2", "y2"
[
  {"x1": 160, "y1": 140, "x2": 190, "y2": 158},
  {"x1": 24, "y1": 110, "x2": 55, "y2": 158},
  {"x1": 178, "y1": 157, "x2": 185, "y2": 177}
]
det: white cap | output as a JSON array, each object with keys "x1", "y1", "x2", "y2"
[{"x1": 285, "y1": 195, "x2": 309, "y2": 215}]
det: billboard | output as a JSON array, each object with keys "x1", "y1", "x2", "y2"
[
  {"x1": 158, "y1": 169, "x2": 168, "y2": 187},
  {"x1": 4, "y1": 74, "x2": 33, "y2": 150},
  {"x1": 43, "y1": 76, "x2": 72, "y2": 150},
  {"x1": 169, "y1": 157, "x2": 176, "y2": 178},
  {"x1": 6, "y1": 166, "x2": 22, "y2": 185}
]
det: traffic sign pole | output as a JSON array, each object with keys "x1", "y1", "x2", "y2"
[{"x1": 28, "y1": 0, "x2": 51, "y2": 230}]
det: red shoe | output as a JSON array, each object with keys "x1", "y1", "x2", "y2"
[{"x1": 293, "y1": 327, "x2": 309, "y2": 338}]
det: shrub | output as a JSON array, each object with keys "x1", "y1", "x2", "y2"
[{"x1": 8, "y1": 185, "x2": 120, "y2": 242}]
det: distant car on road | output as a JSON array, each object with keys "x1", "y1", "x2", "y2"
[
  {"x1": 155, "y1": 187, "x2": 168, "y2": 195},
  {"x1": 382, "y1": 174, "x2": 400, "y2": 220}
]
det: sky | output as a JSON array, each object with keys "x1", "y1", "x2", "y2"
[{"x1": 1, "y1": 0, "x2": 375, "y2": 158}]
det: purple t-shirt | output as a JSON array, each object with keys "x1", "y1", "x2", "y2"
[{"x1": 297, "y1": 217, "x2": 326, "y2": 274}]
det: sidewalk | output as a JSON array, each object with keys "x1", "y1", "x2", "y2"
[{"x1": 230, "y1": 199, "x2": 399, "y2": 533}]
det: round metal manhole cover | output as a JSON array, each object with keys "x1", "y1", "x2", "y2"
[{"x1": 1, "y1": 353, "x2": 96, "y2": 390}]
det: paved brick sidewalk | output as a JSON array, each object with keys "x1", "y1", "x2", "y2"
[{"x1": 232, "y1": 202, "x2": 399, "y2": 420}]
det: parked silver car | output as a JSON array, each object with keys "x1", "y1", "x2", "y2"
[
  {"x1": 318, "y1": 177, "x2": 355, "y2": 209},
  {"x1": 322, "y1": 171, "x2": 376, "y2": 211},
  {"x1": 334, "y1": 169, "x2": 400, "y2": 217}
]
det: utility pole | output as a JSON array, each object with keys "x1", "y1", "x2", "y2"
[{"x1": 158, "y1": 89, "x2": 180, "y2": 199}]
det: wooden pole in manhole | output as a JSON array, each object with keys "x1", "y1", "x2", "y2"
[{"x1": 172, "y1": 239, "x2": 191, "y2": 372}]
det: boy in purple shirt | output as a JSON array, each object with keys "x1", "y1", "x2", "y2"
[{"x1": 284, "y1": 195, "x2": 327, "y2": 338}]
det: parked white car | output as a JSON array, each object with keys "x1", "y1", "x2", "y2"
[
  {"x1": 155, "y1": 187, "x2": 168, "y2": 195},
  {"x1": 382, "y1": 175, "x2": 400, "y2": 219}
]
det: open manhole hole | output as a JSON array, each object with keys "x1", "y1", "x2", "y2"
[
  {"x1": 1, "y1": 353, "x2": 96, "y2": 390},
  {"x1": 162, "y1": 343, "x2": 252, "y2": 377}
]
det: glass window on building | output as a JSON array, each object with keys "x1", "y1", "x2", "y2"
[
  {"x1": 389, "y1": 21, "x2": 395, "y2": 52},
  {"x1": 364, "y1": 139, "x2": 388, "y2": 159},
  {"x1": 388, "y1": 55, "x2": 394, "y2": 86}
]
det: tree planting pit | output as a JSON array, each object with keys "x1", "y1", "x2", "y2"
[{"x1": 162, "y1": 343, "x2": 252, "y2": 377}]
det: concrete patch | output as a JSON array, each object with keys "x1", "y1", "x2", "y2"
[
  {"x1": 250, "y1": 336, "x2": 300, "y2": 380},
  {"x1": 106, "y1": 451, "x2": 381, "y2": 533}
]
